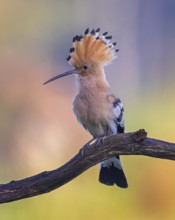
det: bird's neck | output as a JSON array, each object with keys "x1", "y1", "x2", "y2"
[{"x1": 77, "y1": 69, "x2": 110, "y2": 97}]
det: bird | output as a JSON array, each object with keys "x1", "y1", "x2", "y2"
[{"x1": 44, "y1": 28, "x2": 128, "y2": 188}]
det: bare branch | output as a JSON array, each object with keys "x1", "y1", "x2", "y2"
[{"x1": 0, "y1": 129, "x2": 175, "y2": 204}]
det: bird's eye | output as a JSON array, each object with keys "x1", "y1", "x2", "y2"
[{"x1": 83, "y1": 65, "x2": 88, "y2": 70}]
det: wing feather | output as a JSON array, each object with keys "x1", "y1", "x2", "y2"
[{"x1": 112, "y1": 98, "x2": 125, "y2": 133}]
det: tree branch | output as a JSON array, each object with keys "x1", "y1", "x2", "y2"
[{"x1": 0, "y1": 129, "x2": 175, "y2": 204}]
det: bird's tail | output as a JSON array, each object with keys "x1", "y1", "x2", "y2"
[{"x1": 99, "y1": 156, "x2": 128, "y2": 188}]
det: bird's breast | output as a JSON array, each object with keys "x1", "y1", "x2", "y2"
[
  {"x1": 73, "y1": 92, "x2": 112, "y2": 121},
  {"x1": 73, "y1": 92, "x2": 115, "y2": 137}
]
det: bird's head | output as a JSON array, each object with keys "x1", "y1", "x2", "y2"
[{"x1": 44, "y1": 28, "x2": 119, "y2": 85}]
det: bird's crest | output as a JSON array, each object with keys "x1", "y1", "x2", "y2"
[{"x1": 67, "y1": 28, "x2": 119, "y2": 69}]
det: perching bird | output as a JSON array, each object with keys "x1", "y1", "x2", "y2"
[{"x1": 44, "y1": 28, "x2": 128, "y2": 188}]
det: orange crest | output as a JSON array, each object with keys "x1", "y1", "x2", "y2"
[{"x1": 67, "y1": 28, "x2": 119, "y2": 69}]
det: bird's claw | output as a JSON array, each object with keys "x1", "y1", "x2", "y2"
[{"x1": 80, "y1": 143, "x2": 90, "y2": 156}]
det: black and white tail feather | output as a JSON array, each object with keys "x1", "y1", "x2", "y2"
[{"x1": 99, "y1": 98, "x2": 128, "y2": 188}]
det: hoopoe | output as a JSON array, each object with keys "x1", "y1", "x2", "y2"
[{"x1": 44, "y1": 28, "x2": 128, "y2": 188}]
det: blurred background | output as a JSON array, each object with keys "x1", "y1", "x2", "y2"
[{"x1": 0, "y1": 0, "x2": 175, "y2": 219}]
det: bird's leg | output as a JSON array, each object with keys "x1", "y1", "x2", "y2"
[
  {"x1": 95, "y1": 136, "x2": 107, "y2": 145},
  {"x1": 80, "y1": 137, "x2": 95, "y2": 156},
  {"x1": 80, "y1": 134, "x2": 112, "y2": 156}
]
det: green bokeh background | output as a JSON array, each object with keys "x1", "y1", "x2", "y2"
[{"x1": 0, "y1": 0, "x2": 175, "y2": 219}]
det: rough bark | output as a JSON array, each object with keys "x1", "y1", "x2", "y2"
[{"x1": 0, "y1": 129, "x2": 175, "y2": 204}]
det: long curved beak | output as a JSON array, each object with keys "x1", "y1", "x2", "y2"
[{"x1": 43, "y1": 69, "x2": 78, "y2": 85}]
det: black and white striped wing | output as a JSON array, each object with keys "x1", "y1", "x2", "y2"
[
  {"x1": 99, "y1": 98, "x2": 128, "y2": 187},
  {"x1": 113, "y1": 98, "x2": 125, "y2": 133}
]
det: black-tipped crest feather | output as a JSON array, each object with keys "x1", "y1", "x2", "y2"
[
  {"x1": 67, "y1": 28, "x2": 119, "y2": 67},
  {"x1": 84, "y1": 28, "x2": 89, "y2": 35}
]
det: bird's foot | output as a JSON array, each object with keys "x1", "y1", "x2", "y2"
[
  {"x1": 95, "y1": 136, "x2": 107, "y2": 145},
  {"x1": 85, "y1": 138, "x2": 96, "y2": 146},
  {"x1": 80, "y1": 138, "x2": 95, "y2": 156},
  {"x1": 80, "y1": 136, "x2": 107, "y2": 156}
]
